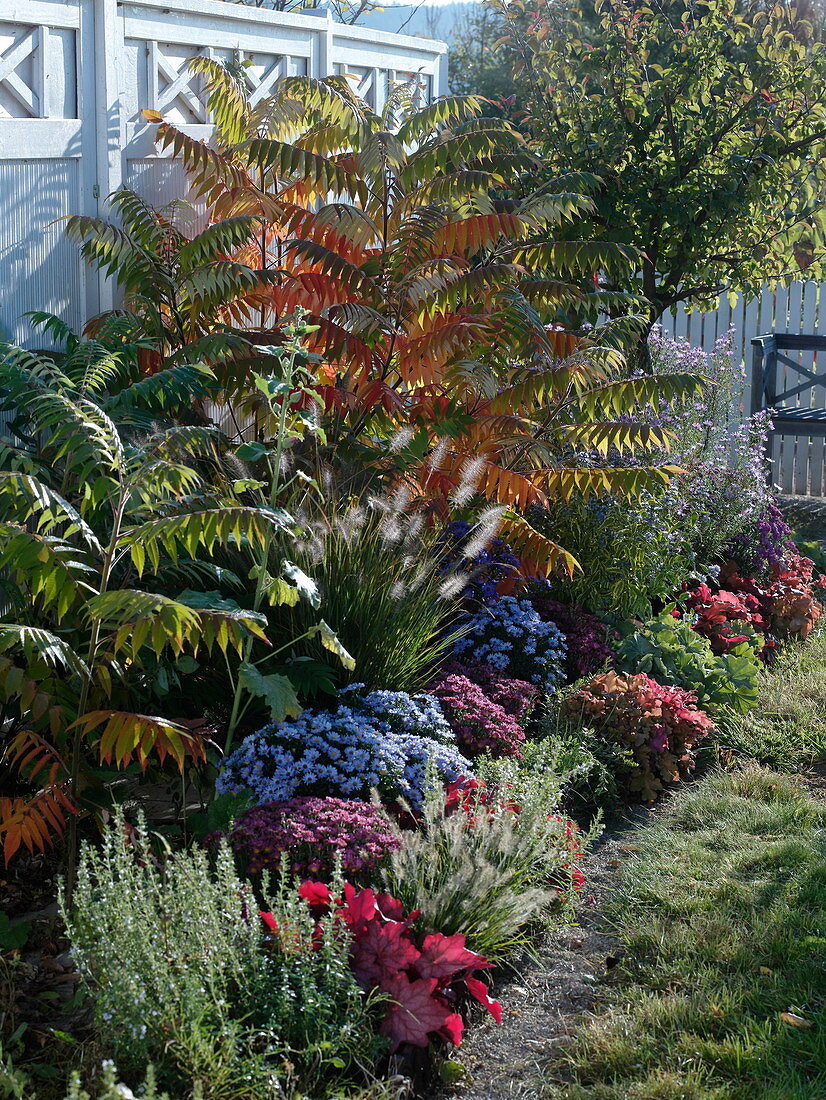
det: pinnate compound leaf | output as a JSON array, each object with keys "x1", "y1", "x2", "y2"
[
  {"x1": 72, "y1": 710, "x2": 206, "y2": 770},
  {"x1": 0, "y1": 779, "x2": 76, "y2": 865}
]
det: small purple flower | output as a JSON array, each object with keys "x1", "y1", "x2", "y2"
[
  {"x1": 436, "y1": 521, "x2": 521, "y2": 605},
  {"x1": 525, "y1": 583, "x2": 617, "y2": 679},
  {"x1": 228, "y1": 796, "x2": 400, "y2": 882},
  {"x1": 431, "y1": 668, "x2": 533, "y2": 758}
]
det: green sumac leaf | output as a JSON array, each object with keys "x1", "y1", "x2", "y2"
[{"x1": 237, "y1": 662, "x2": 302, "y2": 722}]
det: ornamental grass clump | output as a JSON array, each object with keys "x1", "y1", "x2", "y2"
[
  {"x1": 436, "y1": 521, "x2": 521, "y2": 605},
  {"x1": 380, "y1": 770, "x2": 585, "y2": 961},
  {"x1": 62, "y1": 815, "x2": 379, "y2": 1098},
  {"x1": 217, "y1": 691, "x2": 471, "y2": 808},
  {"x1": 452, "y1": 596, "x2": 566, "y2": 691},
  {"x1": 229, "y1": 797, "x2": 401, "y2": 882},
  {"x1": 559, "y1": 670, "x2": 714, "y2": 802},
  {"x1": 286, "y1": 505, "x2": 465, "y2": 692}
]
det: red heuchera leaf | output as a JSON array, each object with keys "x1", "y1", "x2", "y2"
[
  {"x1": 339, "y1": 882, "x2": 377, "y2": 929},
  {"x1": 379, "y1": 973, "x2": 460, "y2": 1049},
  {"x1": 375, "y1": 892, "x2": 421, "y2": 925},
  {"x1": 298, "y1": 880, "x2": 332, "y2": 912},
  {"x1": 350, "y1": 918, "x2": 422, "y2": 990},
  {"x1": 441, "y1": 1011, "x2": 465, "y2": 1046},
  {"x1": 416, "y1": 931, "x2": 492, "y2": 979},
  {"x1": 302, "y1": 881, "x2": 501, "y2": 1050},
  {"x1": 259, "y1": 910, "x2": 279, "y2": 935},
  {"x1": 465, "y1": 975, "x2": 504, "y2": 1024}
]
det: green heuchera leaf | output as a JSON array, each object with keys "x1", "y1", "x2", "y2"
[
  {"x1": 237, "y1": 662, "x2": 302, "y2": 722},
  {"x1": 187, "y1": 790, "x2": 254, "y2": 841},
  {"x1": 615, "y1": 611, "x2": 759, "y2": 715}
]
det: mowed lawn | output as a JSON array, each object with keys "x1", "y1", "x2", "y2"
[{"x1": 546, "y1": 765, "x2": 826, "y2": 1100}]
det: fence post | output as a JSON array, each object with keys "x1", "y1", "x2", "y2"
[
  {"x1": 94, "y1": 0, "x2": 125, "y2": 313},
  {"x1": 437, "y1": 48, "x2": 449, "y2": 97},
  {"x1": 312, "y1": 9, "x2": 334, "y2": 78}
]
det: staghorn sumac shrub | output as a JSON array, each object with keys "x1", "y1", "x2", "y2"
[
  {"x1": 559, "y1": 671, "x2": 714, "y2": 802},
  {"x1": 228, "y1": 797, "x2": 400, "y2": 882}
]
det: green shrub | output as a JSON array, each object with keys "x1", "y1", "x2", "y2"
[
  {"x1": 527, "y1": 491, "x2": 695, "y2": 619},
  {"x1": 63, "y1": 1063, "x2": 170, "y2": 1100},
  {"x1": 379, "y1": 770, "x2": 586, "y2": 962},
  {"x1": 0, "y1": 1041, "x2": 29, "y2": 1100},
  {"x1": 61, "y1": 815, "x2": 379, "y2": 1099},
  {"x1": 614, "y1": 609, "x2": 760, "y2": 715},
  {"x1": 481, "y1": 732, "x2": 624, "y2": 824}
]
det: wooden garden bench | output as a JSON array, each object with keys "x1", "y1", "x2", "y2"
[{"x1": 750, "y1": 335, "x2": 826, "y2": 480}]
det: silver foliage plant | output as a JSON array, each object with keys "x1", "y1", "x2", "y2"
[{"x1": 59, "y1": 813, "x2": 376, "y2": 1099}]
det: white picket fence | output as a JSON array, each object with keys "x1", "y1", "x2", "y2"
[
  {"x1": 659, "y1": 282, "x2": 826, "y2": 497},
  {"x1": 0, "y1": 0, "x2": 447, "y2": 347}
]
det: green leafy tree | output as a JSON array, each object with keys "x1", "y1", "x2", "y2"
[
  {"x1": 498, "y1": 0, "x2": 826, "y2": 349},
  {"x1": 449, "y1": 3, "x2": 520, "y2": 102}
]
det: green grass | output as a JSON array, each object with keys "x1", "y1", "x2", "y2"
[
  {"x1": 545, "y1": 768, "x2": 826, "y2": 1100},
  {"x1": 713, "y1": 629, "x2": 826, "y2": 771}
]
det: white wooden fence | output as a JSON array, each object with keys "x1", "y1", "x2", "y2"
[
  {"x1": 659, "y1": 282, "x2": 826, "y2": 497},
  {"x1": 0, "y1": 0, "x2": 447, "y2": 347}
]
